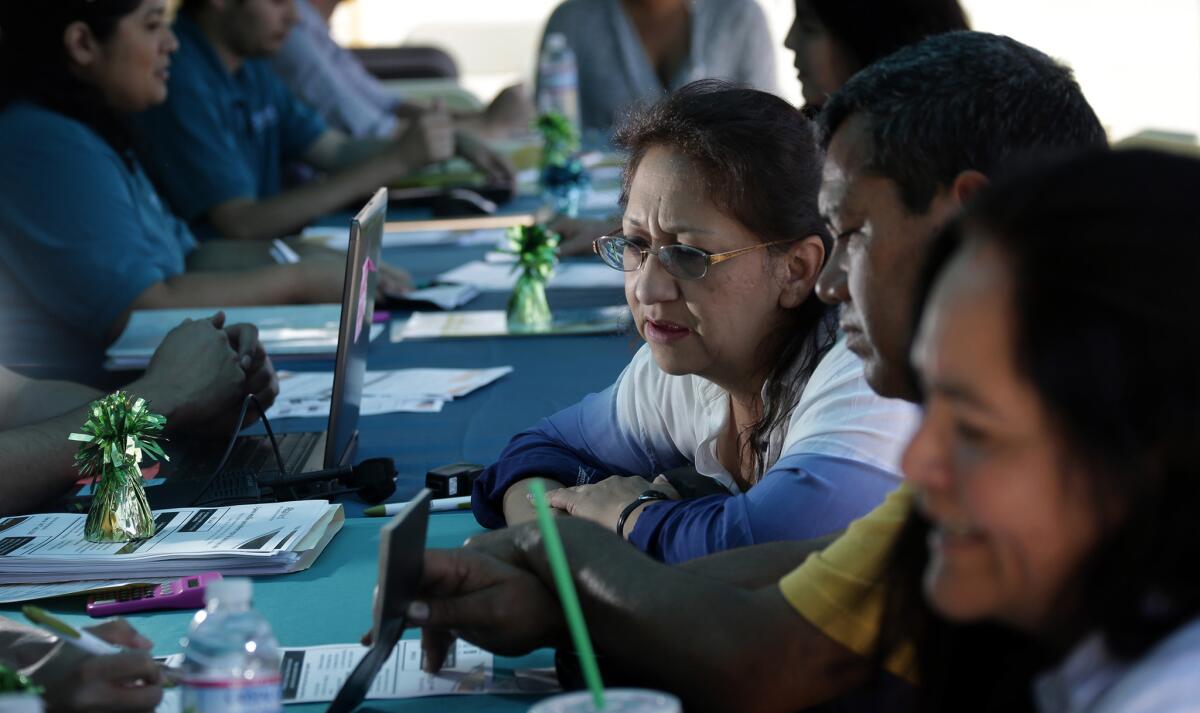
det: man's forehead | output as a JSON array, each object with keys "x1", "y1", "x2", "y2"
[{"x1": 820, "y1": 116, "x2": 875, "y2": 214}]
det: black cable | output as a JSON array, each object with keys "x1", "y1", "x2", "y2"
[{"x1": 188, "y1": 394, "x2": 286, "y2": 507}]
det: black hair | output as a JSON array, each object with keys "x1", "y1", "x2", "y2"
[
  {"x1": 799, "y1": 0, "x2": 969, "y2": 72},
  {"x1": 820, "y1": 31, "x2": 1108, "y2": 214},
  {"x1": 877, "y1": 149, "x2": 1200, "y2": 711},
  {"x1": 613, "y1": 80, "x2": 836, "y2": 481},
  {"x1": 0, "y1": 1, "x2": 143, "y2": 154}
]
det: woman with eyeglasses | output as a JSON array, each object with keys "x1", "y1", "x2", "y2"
[{"x1": 471, "y1": 80, "x2": 918, "y2": 564}]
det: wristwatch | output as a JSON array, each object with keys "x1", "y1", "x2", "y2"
[{"x1": 616, "y1": 489, "x2": 672, "y2": 539}]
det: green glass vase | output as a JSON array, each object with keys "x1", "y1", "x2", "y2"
[
  {"x1": 84, "y1": 462, "x2": 156, "y2": 543},
  {"x1": 507, "y1": 272, "x2": 552, "y2": 333}
]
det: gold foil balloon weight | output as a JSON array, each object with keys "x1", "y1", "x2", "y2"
[
  {"x1": 504, "y1": 224, "x2": 560, "y2": 333},
  {"x1": 70, "y1": 392, "x2": 167, "y2": 543}
]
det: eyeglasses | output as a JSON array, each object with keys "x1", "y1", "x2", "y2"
[{"x1": 592, "y1": 233, "x2": 795, "y2": 281}]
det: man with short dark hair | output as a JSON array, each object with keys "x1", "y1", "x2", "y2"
[
  {"x1": 392, "y1": 32, "x2": 1108, "y2": 712},
  {"x1": 134, "y1": 0, "x2": 512, "y2": 242}
]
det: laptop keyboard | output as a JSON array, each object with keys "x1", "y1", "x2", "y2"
[{"x1": 189, "y1": 432, "x2": 322, "y2": 503}]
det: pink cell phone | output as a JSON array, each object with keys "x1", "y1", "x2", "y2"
[{"x1": 86, "y1": 572, "x2": 223, "y2": 617}]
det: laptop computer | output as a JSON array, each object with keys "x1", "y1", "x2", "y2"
[{"x1": 141, "y1": 188, "x2": 387, "y2": 508}]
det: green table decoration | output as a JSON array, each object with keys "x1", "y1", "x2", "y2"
[
  {"x1": 504, "y1": 223, "x2": 560, "y2": 332},
  {"x1": 69, "y1": 392, "x2": 167, "y2": 543},
  {"x1": 537, "y1": 112, "x2": 589, "y2": 218},
  {"x1": 0, "y1": 665, "x2": 42, "y2": 697}
]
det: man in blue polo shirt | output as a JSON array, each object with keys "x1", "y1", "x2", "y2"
[{"x1": 134, "y1": 0, "x2": 511, "y2": 242}]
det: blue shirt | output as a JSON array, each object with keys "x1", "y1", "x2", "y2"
[
  {"x1": 473, "y1": 340, "x2": 919, "y2": 564},
  {"x1": 132, "y1": 14, "x2": 326, "y2": 240},
  {"x1": 0, "y1": 101, "x2": 195, "y2": 380}
]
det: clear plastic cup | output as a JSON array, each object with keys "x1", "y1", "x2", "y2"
[{"x1": 529, "y1": 688, "x2": 682, "y2": 713}]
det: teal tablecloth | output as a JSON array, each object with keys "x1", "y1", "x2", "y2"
[{"x1": 0, "y1": 513, "x2": 553, "y2": 712}]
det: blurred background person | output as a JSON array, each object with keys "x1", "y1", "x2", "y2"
[
  {"x1": 538, "y1": 0, "x2": 778, "y2": 136},
  {"x1": 785, "y1": 0, "x2": 969, "y2": 110},
  {"x1": 272, "y1": 0, "x2": 534, "y2": 141}
]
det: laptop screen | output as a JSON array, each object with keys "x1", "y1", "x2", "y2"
[{"x1": 324, "y1": 188, "x2": 386, "y2": 468}]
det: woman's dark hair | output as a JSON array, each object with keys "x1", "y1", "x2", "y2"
[
  {"x1": 800, "y1": 0, "x2": 968, "y2": 73},
  {"x1": 875, "y1": 148, "x2": 1200, "y2": 711},
  {"x1": 612, "y1": 79, "x2": 836, "y2": 481},
  {"x1": 0, "y1": 1, "x2": 143, "y2": 153}
]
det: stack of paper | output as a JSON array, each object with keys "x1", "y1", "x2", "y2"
[
  {"x1": 0, "y1": 578, "x2": 176, "y2": 605},
  {"x1": 0, "y1": 501, "x2": 343, "y2": 584},
  {"x1": 106, "y1": 305, "x2": 383, "y2": 370},
  {"x1": 393, "y1": 306, "x2": 630, "y2": 341},
  {"x1": 268, "y1": 367, "x2": 514, "y2": 418}
]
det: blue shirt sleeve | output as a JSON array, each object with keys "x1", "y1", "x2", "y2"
[
  {"x1": 627, "y1": 453, "x2": 901, "y2": 564},
  {"x1": 471, "y1": 378, "x2": 689, "y2": 529},
  {"x1": 0, "y1": 109, "x2": 187, "y2": 340}
]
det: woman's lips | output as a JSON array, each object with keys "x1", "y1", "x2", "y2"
[{"x1": 644, "y1": 318, "x2": 691, "y2": 344}]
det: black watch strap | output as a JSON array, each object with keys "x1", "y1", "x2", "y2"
[{"x1": 616, "y1": 489, "x2": 671, "y2": 539}]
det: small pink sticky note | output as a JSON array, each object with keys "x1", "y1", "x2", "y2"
[{"x1": 355, "y1": 257, "x2": 378, "y2": 342}]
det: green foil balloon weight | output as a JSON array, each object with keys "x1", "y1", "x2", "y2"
[
  {"x1": 0, "y1": 664, "x2": 43, "y2": 696},
  {"x1": 536, "y1": 111, "x2": 580, "y2": 169},
  {"x1": 504, "y1": 224, "x2": 560, "y2": 333},
  {"x1": 69, "y1": 392, "x2": 167, "y2": 543}
]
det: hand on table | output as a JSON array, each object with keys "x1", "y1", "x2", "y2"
[
  {"x1": 132, "y1": 312, "x2": 250, "y2": 435},
  {"x1": 482, "y1": 84, "x2": 535, "y2": 136},
  {"x1": 392, "y1": 104, "x2": 455, "y2": 170},
  {"x1": 45, "y1": 619, "x2": 165, "y2": 713},
  {"x1": 298, "y1": 257, "x2": 413, "y2": 303},
  {"x1": 455, "y1": 129, "x2": 516, "y2": 188},
  {"x1": 543, "y1": 475, "x2": 680, "y2": 535},
  {"x1": 362, "y1": 527, "x2": 564, "y2": 675}
]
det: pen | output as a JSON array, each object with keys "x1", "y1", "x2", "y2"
[
  {"x1": 364, "y1": 495, "x2": 472, "y2": 517},
  {"x1": 23, "y1": 605, "x2": 120, "y2": 656},
  {"x1": 23, "y1": 605, "x2": 179, "y2": 686}
]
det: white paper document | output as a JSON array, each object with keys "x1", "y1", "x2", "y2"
[
  {"x1": 392, "y1": 283, "x2": 479, "y2": 310},
  {"x1": 0, "y1": 501, "x2": 343, "y2": 583},
  {"x1": 302, "y1": 226, "x2": 507, "y2": 250},
  {"x1": 155, "y1": 641, "x2": 557, "y2": 712},
  {"x1": 436, "y1": 261, "x2": 624, "y2": 291},
  {"x1": 106, "y1": 305, "x2": 383, "y2": 370},
  {"x1": 0, "y1": 578, "x2": 174, "y2": 605},
  {"x1": 267, "y1": 367, "x2": 513, "y2": 419},
  {"x1": 393, "y1": 306, "x2": 629, "y2": 341}
]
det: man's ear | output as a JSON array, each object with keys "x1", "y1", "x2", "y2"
[
  {"x1": 950, "y1": 169, "x2": 989, "y2": 205},
  {"x1": 777, "y1": 234, "x2": 825, "y2": 310},
  {"x1": 62, "y1": 21, "x2": 100, "y2": 69}
]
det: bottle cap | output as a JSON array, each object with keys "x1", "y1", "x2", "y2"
[{"x1": 204, "y1": 577, "x2": 252, "y2": 606}]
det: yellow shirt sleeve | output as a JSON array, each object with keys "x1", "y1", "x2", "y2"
[{"x1": 778, "y1": 485, "x2": 917, "y2": 681}]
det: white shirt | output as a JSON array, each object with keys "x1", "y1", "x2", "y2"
[{"x1": 1035, "y1": 616, "x2": 1200, "y2": 713}]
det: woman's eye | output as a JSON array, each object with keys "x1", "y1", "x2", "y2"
[{"x1": 953, "y1": 420, "x2": 988, "y2": 445}]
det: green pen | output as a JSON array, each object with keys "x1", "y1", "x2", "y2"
[{"x1": 22, "y1": 605, "x2": 178, "y2": 686}]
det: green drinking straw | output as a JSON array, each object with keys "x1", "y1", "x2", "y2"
[{"x1": 529, "y1": 479, "x2": 606, "y2": 710}]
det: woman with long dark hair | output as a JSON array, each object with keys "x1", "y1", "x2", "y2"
[
  {"x1": 0, "y1": 0, "x2": 401, "y2": 380},
  {"x1": 878, "y1": 149, "x2": 1200, "y2": 711},
  {"x1": 472, "y1": 80, "x2": 918, "y2": 564}
]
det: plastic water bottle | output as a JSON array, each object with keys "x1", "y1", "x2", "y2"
[
  {"x1": 537, "y1": 32, "x2": 581, "y2": 132},
  {"x1": 180, "y1": 578, "x2": 282, "y2": 713}
]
